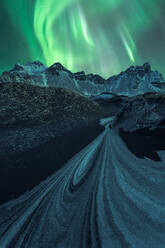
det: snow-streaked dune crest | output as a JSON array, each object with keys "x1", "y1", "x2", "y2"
[{"x1": 0, "y1": 125, "x2": 165, "y2": 247}]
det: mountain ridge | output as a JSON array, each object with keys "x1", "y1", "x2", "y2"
[{"x1": 1, "y1": 61, "x2": 164, "y2": 96}]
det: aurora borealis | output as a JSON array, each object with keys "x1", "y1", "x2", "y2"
[{"x1": 0, "y1": 0, "x2": 165, "y2": 78}]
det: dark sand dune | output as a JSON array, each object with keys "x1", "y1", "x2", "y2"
[{"x1": 0, "y1": 124, "x2": 165, "y2": 247}]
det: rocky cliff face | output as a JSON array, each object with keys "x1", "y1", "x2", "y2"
[
  {"x1": 106, "y1": 63, "x2": 165, "y2": 96},
  {"x1": 0, "y1": 61, "x2": 164, "y2": 96}
]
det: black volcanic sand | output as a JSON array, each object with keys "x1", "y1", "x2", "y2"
[
  {"x1": 0, "y1": 120, "x2": 104, "y2": 205},
  {"x1": 120, "y1": 127, "x2": 165, "y2": 162}
]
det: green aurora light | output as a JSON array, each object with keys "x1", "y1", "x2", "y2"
[{"x1": 0, "y1": 0, "x2": 165, "y2": 78}]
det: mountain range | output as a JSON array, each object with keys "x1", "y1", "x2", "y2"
[{"x1": 1, "y1": 61, "x2": 164, "y2": 96}]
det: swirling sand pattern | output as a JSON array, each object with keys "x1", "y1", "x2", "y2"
[{"x1": 0, "y1": 127, "x2": 165, "y2": 247}]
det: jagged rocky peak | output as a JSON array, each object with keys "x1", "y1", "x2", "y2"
[
  {"x1": 72, "y1": 71, "x2": 104, "y2": 84},
  {"x1": 125, "y1": 62, "x2": 151, "y2": 74},
  {"x1": 0, "y1": 61, "x2": 47, "y2": 86},
  {"x1": 86, "y1": 73, "x2": 105, "y2": 84},
  {"x1": 73, "y1": 71, "x2": 86, "y2": 80},
  {"x1": 47, "y1": 62, "x2": 72, "y2": 76},
  {"x1": 108, "y1": 62, "x2": 162, "y2": 81},
  {"x1": 11, "y1": 63, "x2": 25, "y2": 71},
  {"x1": 0, "y1": 61, "x2": 165, "y2": 96},
  {"x1": 106, "y1": 62, "x2": 165, "y2": 96},
  {"x1": 0, "y1": 61, "x2": 106, "y2": 95},
  {"x1": 10, "y1": 61, "x2": 46, "y2": 74}
]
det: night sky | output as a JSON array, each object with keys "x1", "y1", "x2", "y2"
[{"x1": 0, "y1": 0, "x2": 165, "y2": 78}]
